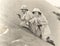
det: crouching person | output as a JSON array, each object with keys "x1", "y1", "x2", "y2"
[
  {"x1": 31, "y1": 8, "x2": 55, "y2": 46},
  {"x1": 20, "y1": 5, "x2": 34, "y2": 29},
  {"x1": 29, "y1": 8, "x2": 43, "y2": 38},
  {"x1": 17, "y1": 5, "x2": 29, "y2": 28}
]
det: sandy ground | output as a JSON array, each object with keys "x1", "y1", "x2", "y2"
[
  {"x1": 0, "y1": 26, "x2": 53, "y2": 46},
  {"x1": 0, "y1": 0, "x2": 60, "y2": 46}
]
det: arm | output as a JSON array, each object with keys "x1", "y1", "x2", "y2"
[
  {"x1": 17, "y1": 14, "x2": 21, "y2": 19},
  {"x1": 41, "y1": 14, "x2": 48, "y2": 25}
]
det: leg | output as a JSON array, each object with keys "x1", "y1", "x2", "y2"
[
  {"x1": 46, "y1": 37, "x2": 55, "y2": 46},
  {"x1": 38, "y1": 25, "x2": 42, "y2": 39}
]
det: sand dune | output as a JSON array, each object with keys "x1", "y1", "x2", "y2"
[{"x1": 0, "y1": 0, "x2": 60, "y2": 46}]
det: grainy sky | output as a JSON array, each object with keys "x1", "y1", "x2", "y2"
[{"x1": 46, "y1": 0, "x2": 60, "y2": 7}]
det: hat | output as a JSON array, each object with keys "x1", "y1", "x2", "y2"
[
  {"x1": 20, "y1": 5, "x2": 28, "y2": 10},
  {"x1": 32, "y1": 8, "x2": 42, "y2": 15},
  {"x1": 33, "y1": 8, "x2": 41, "y2": 12}
]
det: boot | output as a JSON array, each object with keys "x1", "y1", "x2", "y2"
[{"x1": 46, "y1": 37, "x2": 55, "y2": 46}]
